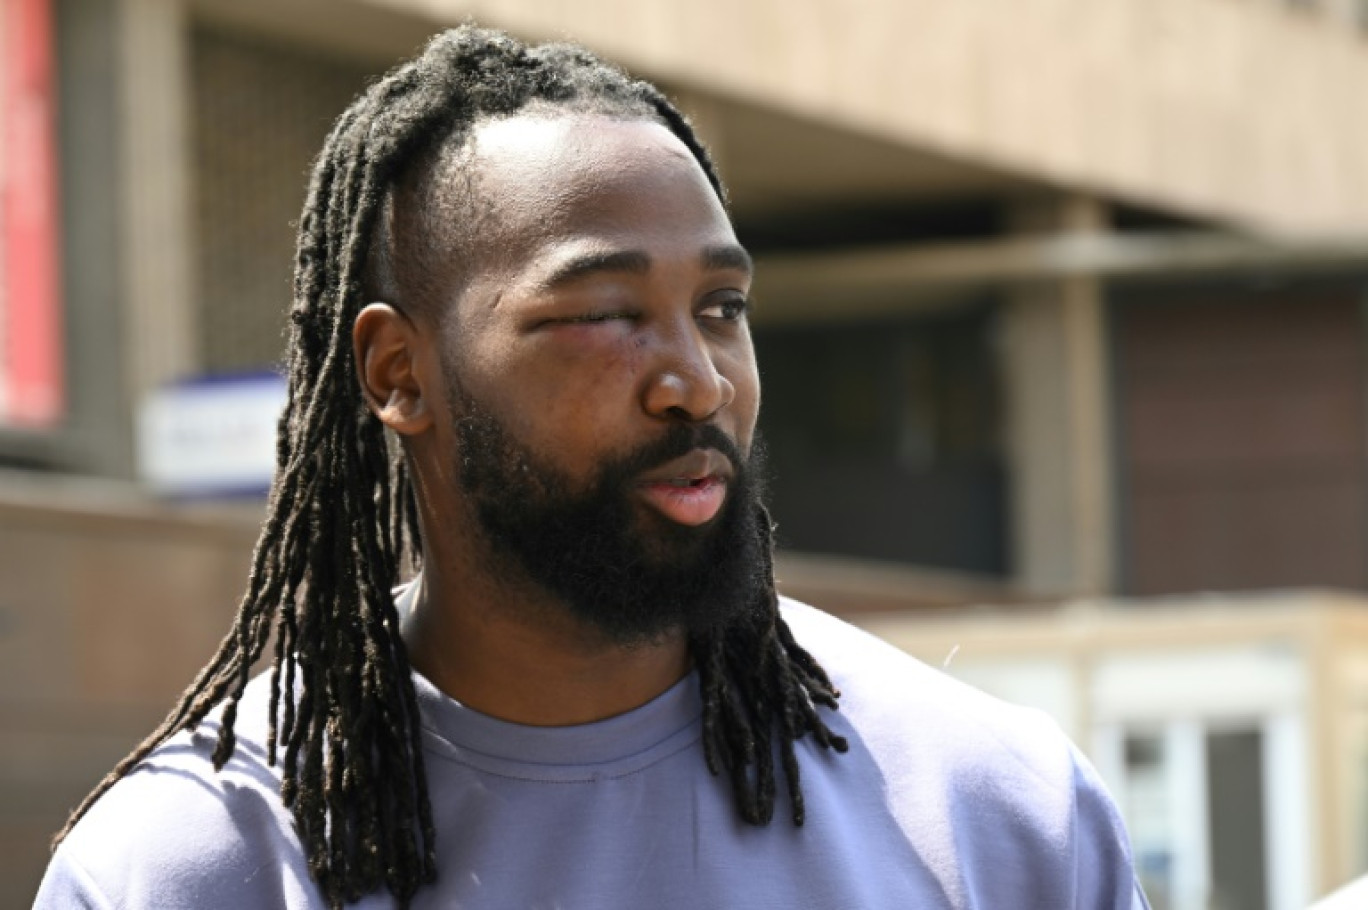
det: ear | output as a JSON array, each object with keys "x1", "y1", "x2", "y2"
[{"x1": 353, "y1": 302, "x2": 434, "y2": 435}]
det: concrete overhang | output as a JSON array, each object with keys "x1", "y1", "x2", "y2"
[
  {"x1": 191, "y1": 0, "x2": 1042, "y2": 223},
  {"x1": 194, "y1": 0, "x2": 1368, "y2": 233},
  {"x1": 345, "y1": 0, "x2": 1368, "y2": 234}
]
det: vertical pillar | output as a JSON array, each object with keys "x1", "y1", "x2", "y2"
[
  {"x1": 1263, "y1": 712, "x2": 1313, "y2": 910},
  {"x1": 1002, "y1": 195, "x2": 1114, "y2": 597},
  {"x1": 118, "y1": 0, "x2": 194, "y2": 413}
]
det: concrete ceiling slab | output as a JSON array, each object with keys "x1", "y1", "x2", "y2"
[
  {"x1": 188, "y1": 1, "x2": 1043, "y2": 222},
  {"x1": 695, "y1": 96, "x2": 1034, "y2": 218}
]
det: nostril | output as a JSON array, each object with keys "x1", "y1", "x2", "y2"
[{"x1": 645, "y1": 362, "x2": 730, "y2": 423}]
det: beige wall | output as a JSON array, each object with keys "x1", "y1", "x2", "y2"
[
  {"x1": 0, "y1": 475, "x2": 257, "y2": 908},
  {"x1": 353, "y1": 0, "x2": 1368, "y2": 234}
]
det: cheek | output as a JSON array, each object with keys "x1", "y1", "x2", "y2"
[
  {"x1": 538, "y1": 328, "x2": 647, "y2": 405},
  {"x1": 550, "y1": 324, "x2": 648, "y2": 376},
  {"x1": 486, "y1": 332, "x2": 646, "y2": 452},
  {"x1": 724, "y1": 347, "x2": 761, "y2": 429}
]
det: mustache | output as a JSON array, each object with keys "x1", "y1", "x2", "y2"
[{"x1": 613, "y1": 423, "x2": 746, "y2": 480}]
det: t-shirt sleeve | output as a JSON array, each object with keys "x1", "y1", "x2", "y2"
[
  {"x1": 1069, "y1": 745, "x2": 1152, "y2": 910},
  {"x1": 29, "y1": 729, "x2": 320, "y2": 909},
  {"x1": 33, "y1": 846, "x2": 117, "y2": 910}
]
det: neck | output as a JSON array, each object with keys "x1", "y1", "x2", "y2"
[{"x1": 400, "y1": 564, "x2": 691, "y2": 727}]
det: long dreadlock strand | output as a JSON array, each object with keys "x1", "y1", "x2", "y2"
[
  {"x1": 54, "y1": 26, "x2": 847, "y2": 907},
  {"x1": 691, "y1": 504, "x2": 850, "y2": 826}
]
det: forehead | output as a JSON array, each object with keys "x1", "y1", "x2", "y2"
[{"x1": 453, "y1": 114, "x2": 735, "y2": 264}]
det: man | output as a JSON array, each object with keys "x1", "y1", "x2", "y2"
[{"x1": 37, "y1": 26, "x2": 1148, "y2": 909}]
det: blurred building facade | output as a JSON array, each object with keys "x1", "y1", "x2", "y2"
[{"x1": 5, "y1": 0, "x2": 1368, "y2": 907}]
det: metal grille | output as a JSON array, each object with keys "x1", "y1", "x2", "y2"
[{"x1": 192, "y1": 28, "x2": 374, "y2": 374}]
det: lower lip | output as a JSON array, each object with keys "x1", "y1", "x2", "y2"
[{"x1": 638, "y1": 477, "x2": 727, "y2": 526}]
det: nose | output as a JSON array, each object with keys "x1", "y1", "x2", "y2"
[{"x1": 641, "y1": 322, "x2": 736, "y2": 423}]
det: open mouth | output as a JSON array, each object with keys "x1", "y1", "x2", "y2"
[
  {"x1": 638, "y1": 475, "x2": 726, "y2": 526},
  {"x1": 634, "y1": 448, "x2": 735, "y2": 527}
]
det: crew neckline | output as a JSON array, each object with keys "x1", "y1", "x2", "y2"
[
  {"x1": 412, "y1": 669, "x2": 702, "y2": 780},
  {"x1": 396, "y1": 579, "x2": 705, "y2": 781}
]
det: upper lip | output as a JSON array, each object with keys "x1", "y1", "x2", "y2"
[{"x1": 637, "y1": 449, "x2": 735, "y2": 485}]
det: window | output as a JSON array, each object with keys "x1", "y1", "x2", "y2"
[
  {"x1": 752, "y1": 302, "x2": 1006, "y2": 572},
  {"x1": 1098, "y1": 717, "x2": 1303, "y2": 910},
  {"x1": 1206, "y1": 730, "x2": 1269, "y2": 910},
  {"x1": 1123, "y1": 731, "x2": 1177, "y2": 910},
  {"x1": 192, "y1": 28, "x2": 376, "y2": 374}
]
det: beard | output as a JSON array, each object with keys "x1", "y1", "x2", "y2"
[{"x1": 449, "y1": 386, "x2": 771, "y2": 647}]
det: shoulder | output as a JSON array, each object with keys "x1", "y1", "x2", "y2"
[
  {"x1": 781, "y1": 598, "x2": 1149, "y2": 907},
  {"x1": 780, "y1": 596, "x2": 1057, "y2": 754},
  {"x1": 36, "y1": 680, "x2": 321, "y2": 909},
  {"x1": 782, "y1": 597, "x2": 1076, "y2": 789}
]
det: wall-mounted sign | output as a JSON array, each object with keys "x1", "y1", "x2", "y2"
[
  {"x1": 137, "y1": 372, "x2": 286, "y2": 498},
  {"x1": 0, "y1": 0, "x2": 63, "y2": 427}
]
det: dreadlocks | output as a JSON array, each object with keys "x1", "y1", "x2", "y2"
[{"x1": 54, "y1": 25, "x2": 848, "y2": 908}]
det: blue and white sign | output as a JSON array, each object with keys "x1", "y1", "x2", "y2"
[{"x1": 137, "y1": 372, "x2": 287, "y2": 498}]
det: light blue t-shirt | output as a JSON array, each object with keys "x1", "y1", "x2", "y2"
[{"x1": 36, "y1": 599, "x2": 1149, "y2": 908}]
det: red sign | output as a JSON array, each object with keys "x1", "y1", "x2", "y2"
[{"x1": 1, "y1": 0, "x2": 63, "y2": 427}]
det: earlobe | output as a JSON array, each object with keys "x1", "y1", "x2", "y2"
[{"x1": 353, "y1": 303, "x2": 434, "y2": 436}]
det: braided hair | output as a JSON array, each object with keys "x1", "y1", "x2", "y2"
[{"x1": 54, "y1": 25, "x2": 848, "y2": 908}]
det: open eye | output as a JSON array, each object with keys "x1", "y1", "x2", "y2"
[{"x1": 698, "y1": 296, "x2": 751, "y2": 321}]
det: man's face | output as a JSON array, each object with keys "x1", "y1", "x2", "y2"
[{"x1": 424, "y1": 114, "x2": 764, "y2": 643}]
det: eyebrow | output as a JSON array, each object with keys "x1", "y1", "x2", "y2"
[
  {"x1": 540, "y1": 250, "x2": 651, "y2": 289},
  {"x1": 537, "y1": 244, "x2": 754, "y2": 290},
  {"x1": 702, "y1": 244, "x2": 754, "y2": 276}
]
